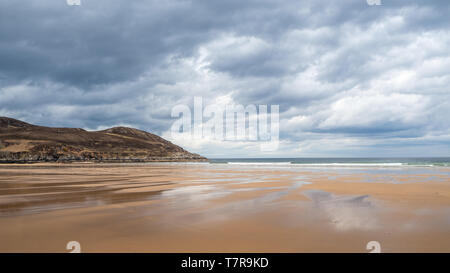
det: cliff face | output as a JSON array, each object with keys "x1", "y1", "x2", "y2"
[{"x1": 0, "y1": 117, "x2": 207, "y2": 163}]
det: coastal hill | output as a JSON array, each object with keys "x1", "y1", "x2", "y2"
[{"x1": 0, "y1": 117, "x2": 206, "y2": 163}]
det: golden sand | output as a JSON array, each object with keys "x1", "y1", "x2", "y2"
[{"x1": 1, "y1": 163, "x2": 450, "y2": 252}]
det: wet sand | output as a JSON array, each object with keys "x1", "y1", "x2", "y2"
[{"x1": 1, "y1": 163, "x2": 450, "y2": 252}]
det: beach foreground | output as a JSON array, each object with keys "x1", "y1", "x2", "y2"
[{"x1": 1, "y1": 163, "x2": 450, "y2": 252}]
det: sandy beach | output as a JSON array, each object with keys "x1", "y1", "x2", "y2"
[{"x1": 1, "y1": 163, "x2": 450, "y2": 252}]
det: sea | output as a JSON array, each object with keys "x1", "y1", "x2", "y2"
[{"x1": 208, "y1": 157, "x2": 450, "y2": 167}]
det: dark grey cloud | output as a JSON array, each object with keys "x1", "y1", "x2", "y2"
[{"x1": 0, "y1": 0, "x2": 449, "y2": 156}]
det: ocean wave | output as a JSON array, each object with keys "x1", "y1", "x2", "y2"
[
  {"x1": 225, "y1": 162, "x2": 292, "y2": 165},
  {"x1": 290, "y1": 163, "x2": 405, "y2": 167},
  {"x1": 209, "y1": 162, "x2": 448, "y2": 167}
]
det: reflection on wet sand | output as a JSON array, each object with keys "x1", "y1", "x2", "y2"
[
  {"x1": 302, "y1": 190, "x2": 378, "y2": 231},
  {"x1": 1, "y1": 163, "x2": 450, "y2": 252}
]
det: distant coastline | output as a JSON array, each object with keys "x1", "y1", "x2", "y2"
[{"x1": 0, "y1": 117, "x2": 207, "y2": 163}]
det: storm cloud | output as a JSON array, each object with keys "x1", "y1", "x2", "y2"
[{"x1": 0, "y1": 0, "x2": 449, "y2": 157}]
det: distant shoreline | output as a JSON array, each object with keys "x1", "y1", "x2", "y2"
[
  {"x1": 0, "y1": 117, "x2": 207, "y2": 163},
  {"x1": 0, "y1": 158, "x2": 209, "y2": 164}
]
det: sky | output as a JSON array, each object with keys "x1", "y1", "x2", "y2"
[{"x1": 0, "y1": 0, "x2": 449, "y2": 158}]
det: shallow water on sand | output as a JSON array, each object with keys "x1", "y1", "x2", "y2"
[{"x1": 1, "y1": 163, "x2": 450, "y2": 252}]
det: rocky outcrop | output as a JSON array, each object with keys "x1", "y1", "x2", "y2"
[{"x1": 0, "y1": 117, "x2": 207, "y2": 163}]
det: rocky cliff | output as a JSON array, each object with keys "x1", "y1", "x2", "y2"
[{"x1": 0, "y1": 117, "x2": 207, "y2": 163}]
